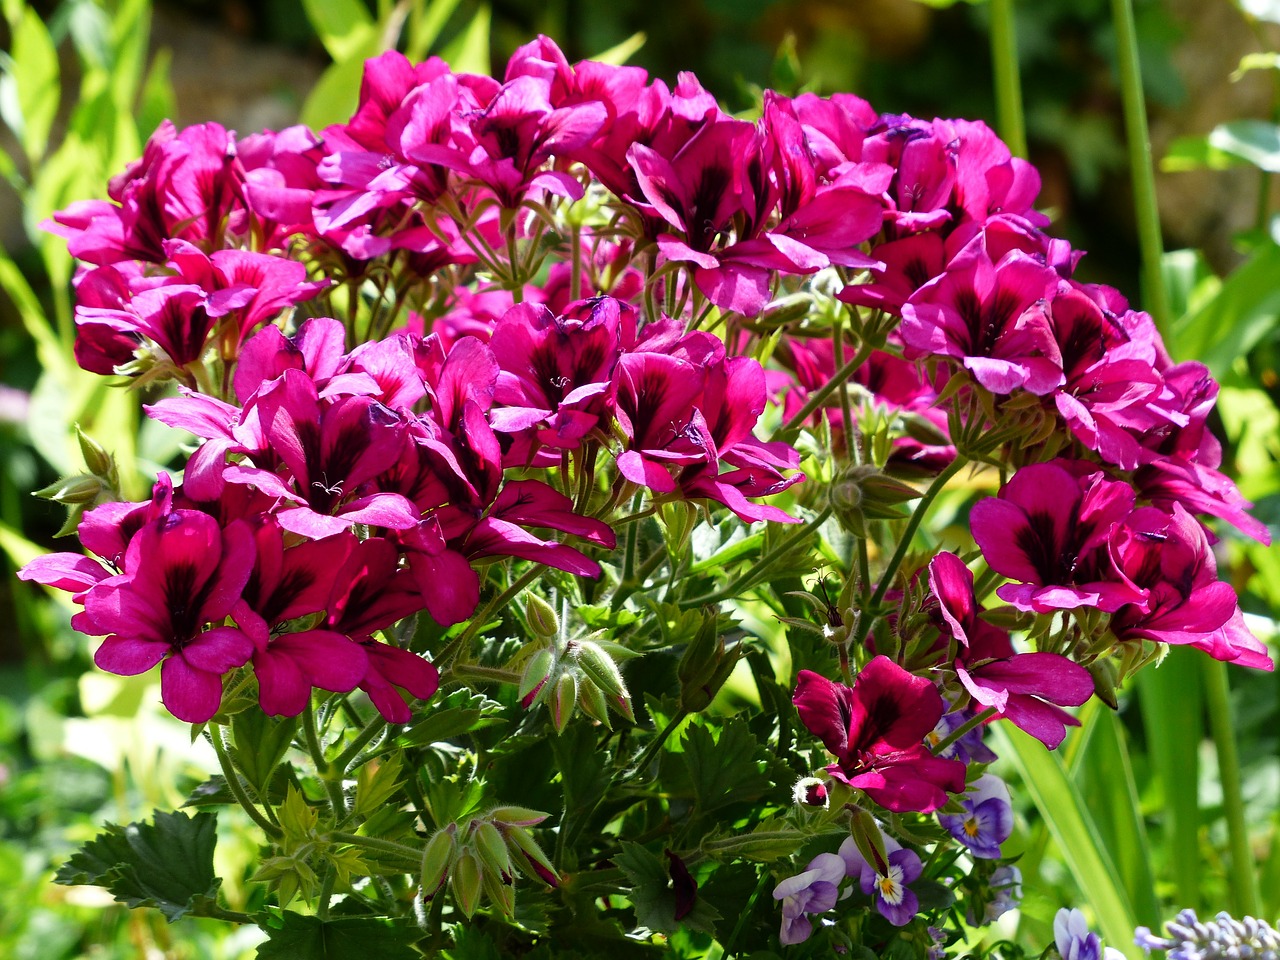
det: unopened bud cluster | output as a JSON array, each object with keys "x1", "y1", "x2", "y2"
[
  {"x1": 1136, "y1": 910, "x2": 1280, "y2": 960},
  {"x1": 421, "y1": 807, "x2": 560, "y2": 918},
  {"x1": 518, "y1": 632, "x2": 634, "y2": 733}
]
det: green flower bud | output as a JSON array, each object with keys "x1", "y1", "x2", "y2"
[
  {"x1": 420, "y1": 825, "x2": 456, "y2": 902},
  {"x1": 481, "y1": 864, "x2": 515, "y2": 917},
  {"x1": 473, "y1": 820, "x2": 512, "y2": 884},
  {"x1": 504, "y1": 825, "x2": 560, "y2": 887},
  {"x1": 677, "y1": 610, "x2": 741, "y2": 713},
  {"x1": 577, "y1": 676, "x2": 611, "y2": 728},
  {"x1": 524, "y1": 594, "x2": 559, "y2": 640},
  {"x1": 450, "y1": 847, "x2": 483, "y2": 918},
  {"x1": 1087, "y1": 656, "x2": 1118, "y2": 710},
  {"x1": 659, "y1": 501, "x2": 699, "y2": 558},
  {"x1": 75, "y1": 425, "x2": 116, "y2": 480},
  {"x1": 574, "y1": 639, "x2": 627, "y2": 701},
  {"x1": 487, "y1": 806, "x2": 549, "y2": 828},
  {"x1": 34, "y1": 474, "x2": 105, "y2": 506},
  {"x1": 550, "y1": 673, "x2": 577, "y2": 733},
  {"x1": 518, "y1": 647, "x2": 556, "y2": 708}
]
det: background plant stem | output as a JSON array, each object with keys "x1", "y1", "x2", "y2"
[
  {"x1": 989, "y1": 0, "x2": 1027, "y2": 159},
  {"x1": 1112, "y1": 0, "x2": 1171, "y2": 336}
]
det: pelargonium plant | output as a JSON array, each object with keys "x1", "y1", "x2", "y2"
[{"x1": 20, "y1": 34, "x2": 1272, "y2": 958}]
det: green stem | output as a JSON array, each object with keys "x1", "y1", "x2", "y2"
[
  {"x1": 303, "y1": 704, "x2": 347, "y2": 815},
  {"x1": 331, "y1": 831, "x2": 423, "y2": 866},
  {"x1": 334, "y1": 713, "x2": 390, "y2": 774},
  {"x1": 773, "y1": 342, "x2": 875, "y2": 440},
  {"x1": 1112, "y1": 0, "x2": 1171, "y2": 336},
  {"x1": 449, "y1": 663, "x2": 522, "y2": 685},
  {"x1": 620, "y1": 708, "x2": 689, "y2": 783},
  {"x1": 720, "y1": 868, "x2": 772, "y2": 960},
  {"x1": 611, "y1": 540, "x2": 668, "y2": 610},
  {"x1": 932, "y1": 706, "x2": 998, "y2": 755},
  {"x1": 438, "y1": 565, "x2": 545, "y2": 668},
  {"x1": 989, "y1": 0, "x2": 1028, "y2": 159},
  {"x1": 852, "y1": 455, "x2": 969, "y2": 650},
  {"x1": 1203, "y1": 659, "x2": 1260, "y2": 916},
  {"x1": 680, "y1": 506, "x2": 832, "y2": 608},
  {"x1": 210, "y1": 726, "x2": 282, "y2": 840}
]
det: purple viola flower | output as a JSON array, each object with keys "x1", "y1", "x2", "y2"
[
  {"x1": 772, "y1": 852, "x2": 846, "y2": 945},
  {"x1": 985, "y1": 865, "x2": 1022, "y2": 923},
  {"x1": 937, "y1": 774, "x2": 1013, "y2": 859},
  {"x1": 926, "y1": 708, "x2": 997, "y2": 765},
  {"x1": 78, "y1": 511, "x2": 257, "y2": 723},
  {"x1": 838, "y1": 833, "x2": 923, "y2": 927},
  {"x1": 1055, "y1": 908, "x2": 1126, "y2": 960}
]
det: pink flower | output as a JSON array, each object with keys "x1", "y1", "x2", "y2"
[
  {"x1": 793, "y1": 657, "x2": 965, "y2": 813},
  {"x1": 78, "y1": 511, "x2": 257, "y2": 723}
]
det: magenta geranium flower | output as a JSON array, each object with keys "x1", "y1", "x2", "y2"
[
  {"x1": 76, "y1": 511, "x2": 257, "y2": 723},
  {"x1": 1111, "y1": 505, "x2": 1273, "y2": 670},
  {"x1": 970, "y1": 460, "x2": 1145, "y2": 614},
  {"x1": 793, "y1": 657, "x2": 965, "y2": 813},
  {"x1": 900, "y1": 241, "x2": 1063, "y2": 396},
  {"x1": 928, "y1": 551, "x2": 1094, "y2": 748}
]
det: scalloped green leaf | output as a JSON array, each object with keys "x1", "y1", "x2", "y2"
[{"x1": 54, "y1": 810, "x2": 221, "y2": 922}]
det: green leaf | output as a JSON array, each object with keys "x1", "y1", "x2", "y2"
[
  {"x1": 136, "y1": 47, "x2": 175, "y2": 142},
  {"x1": 439, "y1": 3, "x2": 490, "y2": 74},
  {"x1": 1136, "y1": 647, "x2": 1204, "y2": 911},
  {"x1": 681, "y1": 717, "x2": 774, "y2": 814},
  {"x1": 405, "y1": 0, "x2": 462, "y2": 61},
  {"x1": 614, "y1": 843, "x2": 720, "y2": 936},
  {"x1": 399, "y1": 687, "x2": 505, "y2": 746},
  {"x1": 54, "y1": 810, "x2": 222, "y2": 922},
  {"x1": 1171, "y1": 240, "x2": 1280, "y2": 375},
  {"x1": 591, "y1": 32, "x2": 646, "y2": 66},
  {"x1": 300, "y1": 0, "x2": 375, "y2": 63},
  {"x1": 1075, "y1": 702, "x2": 1160, "y2": 928},
  {"x1": 355, "y1": 751, "x2": 405, "y2": 820},
  {"x1": 231, "y1": 710, "x2": 298, "y2": 794},
  {"x1": 2, "y1": 7, "x2": 61, "y2": 164},
  {"x1": 1207, "y1": 120, "x2": 1280, "y2": 172},
  {"x1": 301, "y1": 53, "x2": 374, "y2": 134},
  {"x1": 1160, "y1": 134, "x2": 1245, "y2": 173},
  {"x1": 994, "y1": 724, "x2": 1141, "y2": 960},
  {"x1": 256, "y1": 913, "x2": 420, "y2": 960}
]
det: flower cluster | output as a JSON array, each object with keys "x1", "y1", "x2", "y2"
[
  {"x1": 19, "y1": 29, "x2": 1275, "y2": 958},
  {"x1": 1137, "y1": 909, "x2": 1280, "y2": 960}
]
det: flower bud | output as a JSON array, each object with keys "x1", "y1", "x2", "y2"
[
  {"x1": 792, "y1": 776, "x2": 829, "y2": 808},
  {"x1": 420, "y1": 825, "x2": 456, "y2": 902},
  {"x1": 574, "y1": 639, "x2": 627, "y2": 701},
  {"x1": 577, "y1": 676, "x2": 611, "y2": 728},
  {"x1": 519, "y1": 647, "x2": 556, "y2": 708},
  {"x1": 550, "y1": 673, "x2": 577, "y2": 733},
  {"x1": 473, "y1": 820, "x2": 513, "y2": 884},
  {"x1": 76, "y1": 425, "x2": 116, "y2": 480},
  {"x1": 504, "y1": 825, "x2": 560, "y2": 887},
  {"x1": 677, "y1": 610, "x2": 741, "y2": 713},
  {"x1": 659, "y1": 501, "x2": 698, "y2": 558},
  {"x1": 524, "y1": 594, "x2": 559, "y2": 640},
  {"x1": 481, "y1": 864, "x2": 516, "y2": 917},
  {"x1": 34, "y1": 474, "x2": 105, "y2": 506},
  {"x1": 450, "y1": 847, "x2": 483, "y2": 918},
  {"x1": 487, "y1": 806, "x2": 549, "y2": 828}
]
